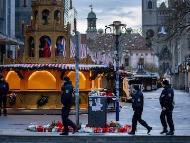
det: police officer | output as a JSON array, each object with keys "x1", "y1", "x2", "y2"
[
  {"x1": 128, "y1": 85, "x2": 152, "y2": 135},
  {"x1": 160, "y1": 80, "x2": 175, "y2": 135},
  {"x1": 60, "y1": 76, "x2": 78, "y2": 135},
  {"x1": 0, "y1": 74, "x2": 9, "y2": 116}
]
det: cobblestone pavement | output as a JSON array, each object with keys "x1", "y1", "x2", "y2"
[{"x1": 0, "y1": 88, "x2": 190, "y2": 136}]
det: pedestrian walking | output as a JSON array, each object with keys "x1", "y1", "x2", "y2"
[
  {"x1": 159, "y1": 80, "x2": 175, "y2": 135},
  {"x1": 0, "y1": 74, "x2": 9, "y2": 116},
  {"x1": 128, "y1": 85, "x2": 152, "y2": 135},
  {"x1": 60, "y1": 76, "x2": 79, "y2": 135}
]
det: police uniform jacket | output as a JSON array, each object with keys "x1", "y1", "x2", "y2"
[
  {"x1": 132, "y1": 90, "x2": 144, "y2": 112},
  {"x1": 159, "y1": 85, "x2": 174, "y2": 111},
  {"x1": 0, "y1": 80, "x2": 9, "y2": 96},
  {"x1": 61, "y1": 81, "x2": 73, "y2": 108}
]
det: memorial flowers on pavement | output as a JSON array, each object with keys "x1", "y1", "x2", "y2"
[{"x1": 27, "y1": 120, "x2": 131, "y2": 133}]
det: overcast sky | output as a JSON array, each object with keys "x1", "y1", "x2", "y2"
[{"x1": 72, "y1": 0, "x2": 142, "y2": 34}]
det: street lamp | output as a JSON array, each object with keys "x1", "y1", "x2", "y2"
[
  {"x1": 185, "y1": 57, "x2": 190, "y2": 92},
  {"x1": 74, "y1": 18, "x2": 80, "y2": 126},
  {"x1": 105, "y1": 21, "x2": 127, "y2": 121}
]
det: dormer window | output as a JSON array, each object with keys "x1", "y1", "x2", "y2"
[
  {"x1": 23, "y1": 0, "x2": 27, "y2": 7},
  {"x1": 148, "y1": 0, "x2": 153, "y2": 9}
]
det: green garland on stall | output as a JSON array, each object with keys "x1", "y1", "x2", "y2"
[{"x1": 8, "y1": 96, "x2": 16, "y2": 106}]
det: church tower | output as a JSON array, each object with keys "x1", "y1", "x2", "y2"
[
  {"x1": 142, "y1": 0, "x2": 158, "y2": 39},
  {"x1": 86, "y1": 5, "x2": 97, "y2": 39},
  {"x1": 24, "y1": 0, "x2": 71, "y2": 63}
]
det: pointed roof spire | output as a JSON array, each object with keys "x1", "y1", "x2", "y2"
[
  {"x1": 158, "y1": 26, "x2": 167, "y2": 35},
  {"x1": 89, "y1": 4, "x2": 93, "y2": 12},
  {"x1": 70, "y1": 0, "x2": 73, "y2": 9}
]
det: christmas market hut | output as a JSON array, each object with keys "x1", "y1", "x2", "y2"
[{"x1": 0, "y1": 0, "x2": 110, "y2": 110}]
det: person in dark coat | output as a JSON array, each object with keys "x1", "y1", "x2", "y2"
[
  {"x1": 128, "y1": 85, "x2": 152, "y2": 135},
  {"x1": 0, "y1": 74, "x2": 9, "y2": 116},
  {"x1": 60, "y1": 76, "x2": 78, "y2": 135},
  {"x1": 159, "y1": 80, "x2": 175, "y2": 135}
]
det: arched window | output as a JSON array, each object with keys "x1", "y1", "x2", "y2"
[
  {"x1": 6, "y1": 71, "x2": 21, "y2": 90},
  {"x1": 139, "y1": 58, "x2": 144, "y2": 65},
  {"x1": 28, "y1": 36, "x2": 35, "y2": 57},
  {"x1": 39, "y1": 36, "x2": 51, "y2": 58},
  {"x1": 34, "y1": 10, "x2": 38, "y2": 20},
  {"x1": 147, "y1": 0, "x2": 153, "y2": 9},
  {"x1": 54, "y1": 10, "x2": 61, "y2": 24},
  {"x1": 67, "y1": 71, "x2": 86, "y2": 89},
  {"x1": 42, "y1": 9, "x2": 50, "y2": 25},
  {"x1": 124, "y1": 57, "x2": 129, "y2": 67},
  {"x1": 146, "y1": 29, "x2": 155, "y2": 38},
  {"x1": 28, "y1": 71, "x2": 56, "y2": 90},
  {"x1": 56, "y1": 36, "x2": 65, "y2": 56},
  {"x1": 23, "y1": 0, "x2": 27, "y2": 7}
]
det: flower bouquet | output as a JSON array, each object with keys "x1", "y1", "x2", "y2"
[{"x1": 27, "y1": 120, "x2": 131, "y2": 133}]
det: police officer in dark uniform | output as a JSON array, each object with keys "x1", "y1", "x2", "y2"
[
  {"x1": 128, "y1": 85, "x2": 152, "y2": 135},
  {"x1": 0, "y1": 74, "x2": 9, "y2": 116},
  {"x1": 60, "y1": 76, "x2": 78, "y2": 135},
  {"x1": 160, "y1": 80, "x2": 175, "y2": 135}
]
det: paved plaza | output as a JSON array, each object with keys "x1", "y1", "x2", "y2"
[{"x1": 0, "y1": 88, "x2": 190, "y2": 136}]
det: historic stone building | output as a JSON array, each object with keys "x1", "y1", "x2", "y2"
[
  {"x1": 142, "y1": 0, "x2": 190, "y2": 90},
  {"x1": 84, "y1": 6, "x2": 159, "y2": 72},
  {"x1": 167, "y1": 0, "x2": 190, "y2": 90},
  {"x1": 142, "y1": 0, "x2": 172, "y2": 75}
]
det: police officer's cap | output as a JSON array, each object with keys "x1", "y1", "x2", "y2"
[
  {"x1": 133, "y1": 85, "x2": 140, "y2": 91},
  {"x1": 63, "y1": 76, "x2": 70, "y2": 82},
  {"x1": 162, "y1": 80, "x2": 169, "y2": 85}
]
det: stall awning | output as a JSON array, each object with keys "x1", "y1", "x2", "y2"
[
  {"x1": 0, "y1": 33, "x2": 24, "y2": 45},
  {"x1": 0, "y1": 63, "x2": 108, "y2": 71}
]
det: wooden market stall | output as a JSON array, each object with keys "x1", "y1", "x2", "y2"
[
  {"x1": 0, "y1": 0, "x2": 110, "y2": 110},
  {"x1": 133, "y1": 66, "x2": 159, "y2": 91},
  {"x1": 0, "y1": 64, "x2": 108, "y2": 109}
]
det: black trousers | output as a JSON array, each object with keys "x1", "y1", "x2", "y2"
[
  {"x1": 160, "y1": 110, "x2": 174, "y2": 132},
  {"x1": 132, "y1": 110, "x2": 149, "y2": 132},
  {"x1": 0, "y1": 95, "x2": 7, "y2": 111},
  {"x1": 61, "y1": 107, "x2": 77, "y2": 133}
]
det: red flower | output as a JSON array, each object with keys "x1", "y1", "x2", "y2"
[{"x1": 37, "y1": 125, "x2": 44, "y2": 132}]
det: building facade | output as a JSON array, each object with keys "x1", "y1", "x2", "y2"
[
  {"x1": 68, "y1": 0, "x2": 77, "y2": 35},
  {"x1": 15, "y1": 0, "x2": 32, "y2": 41},
  {"x1": 63, "y1": 0, "x2": 71, "y2": 25},
  {"x1": 142, "y1": 0, "x2": 172, "y2": 75},
  {"x1": 0, "y1": 0, "x2": 16, "y2": 63},
  {"x1": 142, "y1": 0, "x2": 190, "y2": 90},
  {"x1": 83, "y1": 7, "x2": 159, "y2": 72}
]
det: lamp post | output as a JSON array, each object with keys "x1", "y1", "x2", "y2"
[
  {"x1": 105, "y1": 21, "x2": 126, "y2": 121},
  {"x1": 74, "y1": 18, "x2": 80, "y2": 126},
  {"x1": 185, "y1": 57, "x2": 190, "y2": 92}
]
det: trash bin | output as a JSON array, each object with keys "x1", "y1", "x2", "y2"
[{"x1": 88, "y1": 96, "x2": 107, "y2": 128}]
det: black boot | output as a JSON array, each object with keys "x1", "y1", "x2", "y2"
[
  {"x1": 3, "y1": 109, "x2": 7, "y2": 116},
  {"x1": 60, "y1": 132, "x2": 69, "y2": 135},
  {"x1": 166, "y1": 131, "x2": 174, "y2": 136},
  {"x1": 73, "y1": 124, "x2": 81, "y2": 134},
  {"x1": 128, "y1": 131, "x2": 135, "y2": 135},
  {"x1": 147, "y1": 126, "x2": 152, "y2": 134},
  {"x1": 160, "y1": 130, "x2": 168, "y2": 134}
]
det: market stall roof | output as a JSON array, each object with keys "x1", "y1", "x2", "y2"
[
  {"x1": 0, "y1": 64, "x2": 108, "y2": 71},
  {"x1": 133, "y1": 67, "x2": 159, "y2": 78},
  {"x1": 0, "y1": 33, "x2": 24, "y2": 45}
]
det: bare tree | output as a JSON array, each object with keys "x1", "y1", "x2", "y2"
[{"x1": 166, "y1": 0, "x2": 190, "y2": 39}]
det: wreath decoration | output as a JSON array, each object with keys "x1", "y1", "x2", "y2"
[
  {"x1": 8, "y1": 92, "x2": 17, "y2": 106},
  {"x1": 37, "y1": 95, "x2": 49, "y2": 107}
]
